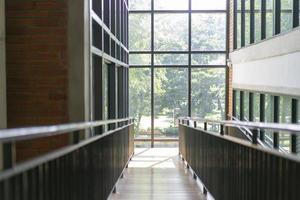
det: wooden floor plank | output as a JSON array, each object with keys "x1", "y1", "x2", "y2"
[{"x1": 109, "y1": 148, "x2": 205, "y2": 200}]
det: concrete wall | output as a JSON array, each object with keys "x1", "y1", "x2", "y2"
[
  {"x1": 0, "y1": 0, "x2": 6, "y2": 170},
  {"x1": 230, "y1": 27, "x2": 300, "y2": 96},
  {"x1": 68, "y1": 0, "x2": 91, "y2": 140},
  {"x1": 68, "y1": 0, "x2": 90, "y2": 124}
]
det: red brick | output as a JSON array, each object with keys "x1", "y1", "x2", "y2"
[{"x1": 6, "y1": 0, "x2": 69, "y2": 163}]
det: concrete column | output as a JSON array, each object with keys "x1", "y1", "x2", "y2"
[
  {"x1": 0, "y1": 0, "x2": 6, "y2": 170},
  {"x1": 68, "y1": 0, "x2": 91, "y2": 138}
]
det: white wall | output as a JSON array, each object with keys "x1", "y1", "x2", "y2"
[
  {"x1": 230, "y1": 27, "x2": 300, "y2": 97},
  {"x1": 0, "y1": 0, "x2": 6, "y2": 170}
]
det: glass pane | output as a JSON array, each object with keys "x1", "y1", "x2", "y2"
[
  {"x1": 191, "y1": 68, "x2": 225, "y2": 120},
  {"x1": 154, "y1": 68, "x2": 188, "y2": 140},
  {"x1": 192, "y1": 0, "x2": 226, "y2": 10},
  {"x1": 129, "y1": 0, "x2": 151, "y2": 10},
  {"x1": 255, "y1": 0, "x2": 261, "y2": 42},
  {"x1": 253, "y1": 93, "x2": 260, "y2": 122},
  {"x1": 281, "y1": 0, "x2": 293, "y2": 33},
  {"x1": 244, "y1": 92, "x2": 249, "y2": 121},
  {"x1": 191, "y1": 53, "x2": 226, "y2": 66},
  {"x1": 154, "y1": 54, "x2": 188, "y2": 65},
  {"x1": 135, "y1": 141, "x2": 151, "y2": 148},
  {"x1": 265, "y1": 94, "x2": 274, "y2": 145},
  {"x1": 129, "y1": 68, "x2": 151, "y2": 140},
  {"x1": 279, "y1": 96, "x2": 292, "y2": 152},
  {"x1": 245, "y1": 0, "x2": 251, "y2": 46},
  {"x1": 154, "y1": 14, "x2": 188, "y2": 51},
  {"x1": 192, "y1": 13, "x2": 226, "y2": 51},
  {"x1": 129, "y1": 14, "x2": 151, "y2": 51},
  {"x1": 103, "y1": 64, "x2": 108, "y2": 120},
  {"x1": 236, "y1": 0, "x2": 242, "y2": 48},
  {"x1": 298, "y1": 99, "x2": 300, "y2": 124},
  {"x1": 129, "y1": 54, "x2": 151, "y2": 65},
  {"x1": 266, "y1": 0, "x2": 274, "y2": 39},
  {"x1": 154, "y1": 0, "x2": 188, "y2": 10},
  {"x1": 235, "y1": 91, "x2": 241, "y2": 119}
]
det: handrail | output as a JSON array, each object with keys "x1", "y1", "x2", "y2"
[
  {"x1": 230, "y1": 116, "x2": 287, "y2": 152},
  {"x1": 178, "y1": 117, "x2": 300, "y2": 134},
  {"x1": 0, "y1": 118, "x2": 133, "y2": 143},
  {"x1": 0, "y1": 122, "x2": 134, "y2": 181}
]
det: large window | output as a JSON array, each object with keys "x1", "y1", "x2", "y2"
[
  {"x1": 281, "y1": 0, "x2": 293, "y2": 32},
  {"x1": 154, "y1": 68, "x2": 188, "y2": 140},
  {"x1": 254, "y1": 0, "x2": 261, "y2": 42},
  {"x1": 154, "y1": 14, "x2": 188, "y2": 51},
  {"x1": 129, "y1": 68, "x2": 151, "y2": 146},
  {"x1": 129, "y1": 0, "x2": 227, "y2": 147},
  {"x1": 129, "y1": 14, "x2": 151, "y2": 51},
  {"x1": 235, "y1": 0, "x2": 300, "y2": 49},
  {"x1": 191, "y1": 68, "x2": 225, "y2": 120},
  {"x1": 233, "y1": 89, "x2": 300, "y2": 153},
  {"x1": 154, "y1": 0, "x2": 188, "y2": 10},
  {"x1": 192, "y1": 13, "x2": 226, "y2": 51},
  {"x1": 279, "y1": 96, "x2": 292, "y2": 152}
]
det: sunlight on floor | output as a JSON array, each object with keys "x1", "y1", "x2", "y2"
[{"x1": 129, "y1": 148, "x2": 179, "y2": 168}]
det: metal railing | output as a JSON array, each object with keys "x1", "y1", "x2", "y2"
[
  {"x1": 0, "y1": 118, "x2": 135, "y2": 200},
  {"x1": 178, "y1": 117, "x2": 300, "y2": 200},
  {"x1": 179, "y1": 116, "x2": 300, "y2": 153}
]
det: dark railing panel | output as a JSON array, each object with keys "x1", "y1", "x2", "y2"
[
  {"x1": 179, "y1": 124, "x2": 300, "y2": 200},
  {"x1": 0, "y1": 123, "x2": 134, "y2": 200}
]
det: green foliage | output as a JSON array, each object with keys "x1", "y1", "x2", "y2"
[{"x1": 128, "y1": 7, "x2": 226, "y2": 134}]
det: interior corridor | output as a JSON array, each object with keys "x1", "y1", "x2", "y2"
[{"x1": 109, "y1": 148, "x2": 206, "y2": 200}]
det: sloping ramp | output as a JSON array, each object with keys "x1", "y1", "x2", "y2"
[{"x1": 109, "y1": 148, "x2": 205, "y2": 200}]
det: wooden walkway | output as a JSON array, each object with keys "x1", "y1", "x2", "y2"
[{"x1": 109, "y1": 148, "x2": 205, "y2": 200}]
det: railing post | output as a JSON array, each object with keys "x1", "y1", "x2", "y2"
[
  {"x1": 73, "y1": 131, "x2": 80, "y2": 144},
  {"x1": 204, "y1": 122, "x2": 207, "y2": 131},
  {"x1": 194, "y1": 121, "x2": 197, "y2": 128},
  {"x1": 252, "y1": 129, "x2": 258, "y2": 145},
  {"x1": 3, "y1": 142, "x2": 15, "y2": 169},
  {"x1": 220, "y1": 124, "x2": 224, "y2": 135},
  {"x1": 291, "y1": 134, "x2": 297, "y2": 153}
]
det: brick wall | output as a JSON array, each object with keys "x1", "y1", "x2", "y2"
[
  {"x1": 227, "y1": 0, "x2": 234, "y2": 119},
  {"x1": 5, "y1": 0, "x2": 69, "y2": 162}
]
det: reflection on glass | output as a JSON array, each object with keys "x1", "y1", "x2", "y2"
[
  {"x1": 129, "y1": 0, "x2": 151, "y2": 10},
  {"x1": 154, "y1": 68, "x2": 188, "y2": 139},
  {"x1": 245, "y1": 0, "x2": 251, "y2": 45},
  {"x1": 192, "y1": 0, "x2": 226, "y2": 10},
  {"x1": 154, "y1": 54, "x2": 188, "y2": 65},
  {"x1": 154, "y1": 0, "x2": 188, "y2": 10},
  {"x1": 281, "y1": 0, "x2": 293, "y2": 33},
  {"x1": 129, "y1": 54, "x2": 151, "y2": 65},
  {"x1": 129, "y1": 68, "x2": 151, "y2": 140},
  {"x1": 192, "y1": 13, "x2": 226, "y2": 51},
  {"x1": 191, "y1": 68, "x2": 225, "y2": 120},
  {"x1": 279, "y1": 96, "x2": 292, "y2": 152},
  {"x1": 154, "y1": 14, "x2": 188, "y2": 51},
  {"x1": 129, "y1": 14, "x2": 151, "y2": 51},
  {"x1": 266, "y1": 0, "x2": 274, "y2": 38},
  {"x1": 255, "y1": 0, "x2": 261, "y2": 42},
  {"x1": 191, "y1": 54, "x2": 226, "y2": 66}
]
